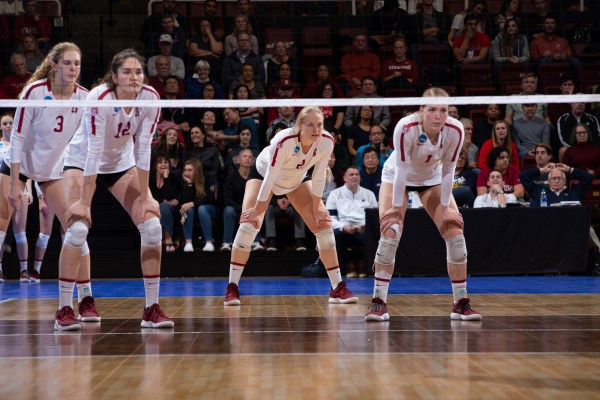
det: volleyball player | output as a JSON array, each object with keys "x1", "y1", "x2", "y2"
[
  {"x1": 365, "y1": 87, "x2": 482, "y2": 322},
  {"x1": 224, "y1": 106, "x2": 358, "y2": 306},
  {"x1": 62, "y1": 48, "x2": 173, "y2": 330},
  {"x1": 1, "y1": 43, "x2": 100, "y2": 328}
]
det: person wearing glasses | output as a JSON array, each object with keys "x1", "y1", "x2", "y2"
[
  {"x1": 562, "y1": 124, "x2": 600, "y2": 177},
  {"x1": 520, "y1": 162, "x2": 592, "y2": 206},
  {"x1": 556, "y1": 101, "x2": 600, "y2": 161}
]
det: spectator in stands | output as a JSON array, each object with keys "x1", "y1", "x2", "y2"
[
  {"x1": 411, "y1": 0, "x2": 451, "y2": 62},
  {"x1": 326, "y1": 165, "x2": 378, "y2": 277},
  {"x1": 490, "y1": 17, "x2": 529, "y2": 76},
  {"x1": 149, "y1": 154, "x2": 181, "y2": 253},
  {"x1": 148, "y1": 56, "x2": 172, "y2": 97},
  {"x1": 332, "y1": 130, "x2": 350, "y2": 179},
  {"x1": 346, "y1": 105, "x2": 374, "y2": 159},
  {"x1": 140, "y1": 0, "x2": 188, "y2": 48},
  {"x1": 265, "y1": 41, "x2": 299, "y2": 85},
  {"x1": 221, "y1": 148, "x2": 262, "y2": 251},
  {"x1": 559, "y1": 73, "x2": 575, "y2": 94},
  {"x1": 344, "y1": 77, "x2": 390, "y2": 129},
  {"x1": 201, "y1": 0, "x2": 224, "y2": 41},
  {"x1": 265, "y1": 106, "x2": 296, "y2": 143},
  {"x1": 224, "y1": 14, "x2": 258, "y2": 57},
  {"x1": 505, "y1": 72, "x2": 549, "y2": 124},
  {"x1": 447, "y1": 0, "x2": 491, "y2": 47},
  {"x1": 474, "y1": 169, "x2": 517, "y2": 207},
  {"x1": 323, "y1": 152, "x2": 340, "y2": 201},
  {"x1": 339, "y1": 32, "x2": 381, "y2": 92},
  {"x1": 448, "y1": 105, "x2": 461, "y2": 120},
  {"x1": 478, "y1": 119, "x2": 519, "y2": 170},
  {"x1": 526, "y1": 0, "x2": 553, "y2": 39},
  {"x1": 318, "y1": 83, "x2": 345, "y2": 134},
  {"x1": 293, "y1": 1, "x2": 337, "y2": 16},
  {"x1": 461, "y1": 118, "x2": 479, "y2": 169},
  {"x1": 147, "y1": 34, "x2": 185, "y2": 79},
  {"x1": 232, "y1": 84, "x2": 260, "y2": 127},
  {"x1": 187, "y1": 18, "x2": 223, "y2": 82},
  {"x1": 477, "y1": 146, "x2": 525, "y2": 197},
  {"x1": 0, "y1": 53, "x2": 31, "y2": 99},
  {"x1": 152, "y1": 127, "x2": 185, "y2": 173},
  {"x1": 222, "y1": 32, "x2": 265, "y2": 89},
  {"x1": 381, "y1": 37, "x2": 418, "y2": 92},
  {"x1": 184, "y1": 125, "x2": 221, "y2": 201},
  {"x1": 562, "y1": 124, "x2": 600, "y2": 177},
  {"x1": 185, "y1": 59, "x2": 224, "y2": 99},
  {"x1": 360, "y1": 147, "x2": 383, "y2": 199},
  {"x1": 147, "y1": 14, "x2": 187, "y2": 60},
  {"x1": 226, "y1": 124, "x2": 259, "y2": 175},
  {"x1": 18, "y1": 33, "x2": 42, "y2": 73},
  {"x1": 356, "y1": 125, "x2": 389, "y2": 171},
  {"x1": 234, "y1": 0, "x2": 260, "y2": 39},
  {"x1": 228, "y1": 61, "x2": 266, "y2": 102},
  {"x1": 0, "y1": 0, "x2": 24, "y2": 15},
  {"x1": 452, "y1": 13, "x2": 490, "y2": 66},
  {"x1": 529, "y1": 15, "x2": 580, "y2": 79},
  {"x1": 556, "y1": 99, "x2": 600, "y2": 159},
  {"x1": 473, "y1": 103, "x2": 502, "y2": 148},
  {"x1": 220, "y1": 107, "x2": 259, "y2": 151},
  {"x1": 267, "y1": 70, "x2": 301, "y2": 99},
  {"x1": 520, "y1": 162, "x2": 592, "y2": 206},
  {"x1": 302, "y1": 64, "x2": 345, "y2": 99},
  {"x1": 453, "y1": 149, "x2": 477, "y2": 207},
  {"x1": 13, "y1": 0, "x2": 50, "y2": 52},
  {"x1": 197, "y1": 109, "x2": 223, "y2": 147},
  {"x1": 513, "y1": 103, "x2": 551, "y2": 158},
  {"x1": 492, "y1": 0, "x2": 525, "y2": 38},
  {"x1": 264, "y1": 194, "x2": 307, "y2": 251}
]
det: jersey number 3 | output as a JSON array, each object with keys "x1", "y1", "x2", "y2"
[{"x1": 54, "y1": 116, "x2": 64, "y2": 133}]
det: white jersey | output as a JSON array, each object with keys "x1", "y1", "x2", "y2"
[
  {"x1": 83, "y1": 83, "x2": 160, "y2": 175},
  {"x1": 64, "y1": 120, "x2": 87, "y2": 170},
  {"x1": 255, "y1": 127, "x2": 334, "y2": 201},
  {"x1": 7, "y1": 78, "x2": 88, "y2": 181},
  {"x1": 392, "y1": 113, "x2": 464, "y2": 207},
  {"x1": 0, "y1": 142, "x2": 7, "y2": 165}
]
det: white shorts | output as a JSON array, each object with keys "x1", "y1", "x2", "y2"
[{"x1": 382, "y1": 151, "x2": 397, "y2": 184}]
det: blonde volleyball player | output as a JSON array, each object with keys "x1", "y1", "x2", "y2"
[
  {"x1": 63, "y1": 49, "x2": 173, "y2": 330},
  {"x1": 2, "y1": 43, "x2": 100, "y2": 328},
  {"x1": 365, "y1": 88, "x2": 482, "y2": 322},
  {"x1": 224, "y1": 106, "x2": 358, "y2": 306}
]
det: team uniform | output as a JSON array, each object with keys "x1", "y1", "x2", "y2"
[
  {"x1": 63, "y1": 122, "x2": 88, "y2": 170},
  {"x1": 255, "y1": 127, "x2": 334, "y2": 201},
  {"x1": 5, "y1": 79, "x2": 89, "y2": 182},
  {"x1": 391, "y1": 113, "x2": 464, "y2": 208}
]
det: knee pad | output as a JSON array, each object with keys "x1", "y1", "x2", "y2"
[
  {"x1": 82, "y1": 241, "x2": 90, "y2": 256},
  {"x1": 36, "y1": 233, "x2": 50, "y2": 249},
  {"x1": 137, "y1": 217, "x2": 162, "y2": 247},
  {"x1": 14, "y1": 231, "x2": 27, "y2": 245},
  {"x1": 233, "y1": 222, "x2": 259, "y2": 251},
  {"x1": 315, "y1": 227, "x2": 335, "y2": 250},
  {"x1": 446, "y1": 234, "x2": 467, "y2": 264},
  {"x1": 374, "y1": 225, "x2": 401, "y2": 266},
  {"x1": 64, "y1": 221, "x2": 89, "y2": 249}
]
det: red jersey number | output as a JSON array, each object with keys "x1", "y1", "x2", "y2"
[
  {"x1": 425, "y1": 154, "x2": 432, "y2": 163},
  {"x1": 54, "y1": 116, "x2": 64, "y2": 133},
  {"x1": 114, "y1": 122, "x2": 132, "y2": 138}
]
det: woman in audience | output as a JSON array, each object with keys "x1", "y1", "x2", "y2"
[
  {"x1": 224, "y1": 14, "x2": 259, "y2": 56},
  {"x1": 346, "y1": 105, "x2": 374, "y2": 159},
  {"x1": 473, "y1": 103, "x2": 502, "y2": 148},
  {"x1": 264, "y1": 41, "x2": 299, "y2": 84},
  {"x1": 185, "y1": 60, "x2": 224, "y2": 99},
  {"x1": 18, "y1": 33, "x2": 43, "y2": 73},
  {"x1": 267, "y1": 62, "x2": 302, "y2": 99},
  {"x1": 447, "y1": 0, "x2": 490, "y2": 46},
  {"x1": 184, "y1": 125, "x2": 221, "y2": 197},
  {"x1": 319, "y1": 82, "x2": 344, "y2": 134},
  {"x1": 490, "y1": 17, "x2": 529, "y2": 65},
  {"x1": 152, "y1": 127, "x2": 185, "y2": 173},
  {"x1": 476, "y1": 146, "x2": 524, "y2": 197},
  {"x1": 226, "y1": 124, "x2": 259, "y2": 175},
  {"x1": 229, "y1": 62, "x2": 266, "y2": 102},
  {"x1": 478, "y1": 120, "x2": 519, "y2": 170},
  {"x1": 492, "y1": 0, "x2": 525, "y2": 38},
  {"x1": 232, "y1": 83, "x2": 260, "y2": 127},
  {"x1": 474, "y1": 169, "x2": 517, "y2": 207},
  {"x1": 302, "y1": 64, "x2": 345, "y2": 99},
  {"x1": 563, "y1": 123, "x2": 600, "y2": 177},
  {"x1": 149, "y1": 155, "x2": 181, "y2": 253},
  {"x1": 453, "y1": 149, "x2": 477, "y2": 207}
]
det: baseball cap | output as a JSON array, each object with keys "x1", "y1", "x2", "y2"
[
  {"x1": 159, "y1": 34, "x2": 173, "y2": 44},
  {"x1": 277, "y1": 79, "x2": 294, "y2": 89}
]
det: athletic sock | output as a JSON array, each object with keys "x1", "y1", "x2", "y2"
[
  {"x1": 59, "y1": 278, "x2": 76, "y2": 309},
  {"x1": 229, "y1": 261, "x2": 245, "y2": 285},
  {"x1": 373, "y1": 270, "x2": 392, "y2": 302},
  {"x1": 77, "y1": 280, "x2": 93, "y2": 302},
  {"x1": 326, "y1": 265, "x2": 342, "y2": 289},
  {"x1": 451, "y1": 279, "x2": 468, "y2": 304},
  {"x1": 143, "y1": 275, "x2": 160, "y2": 308}
]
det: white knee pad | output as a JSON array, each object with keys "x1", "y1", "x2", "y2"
[
  {"x1": 233, "y1": 222, "x2": 259, "y2": 251},
  {"x1": 446, "y1": 234, "x2": 467, "y2": 264},
  {"x1": 374, "y1": 224, "x2": 401, "y2": 266},
  {"x1": 14, "y1": 231, "x2": 27, "y2": 245},
  {"x1": 64, "y1": 221, "x2": 89, "y2": 249},
  {"x1": 315, "y1": 227, "x2": 335, "y2": 250},
  {"x1": 137, "y1": 217, "x2": 162, "y2": 247},
  {"x1": 36, "y1": 233, "x2": 50, "y2": 249},
  {"x1": 82, "y1": 241, "x2": 90, "y2": 256}
]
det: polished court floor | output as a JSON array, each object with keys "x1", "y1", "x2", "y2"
[{"x1": 1, "y1": 276, "x2": 599, "y2": 400}]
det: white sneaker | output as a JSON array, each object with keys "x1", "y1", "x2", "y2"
[
  {"x1": 251, "y1": 241, "x2": 264, "y2": 251},
  {"x1": 203, "y1": 242, "x2": 215, "y2": 252},
  {"x1": 220, "y1": 243, "x2": 232, "y2": 251},
  {"x1": 183, "y1": 243, "x2": 194, "y2": 252}
]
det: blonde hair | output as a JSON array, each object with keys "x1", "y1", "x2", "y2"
[
  {"x1": 422, "y1": 87, "x2": 450, "y2": 99},
  {"x1": 26, "y1": 42, "x2": 81, "y2": 86},
  {"x1": 491, "y1": 120, "x2": 514, "y2": 160},
  {"x1": 293, "y1": 106, "x2": 333, "y2": 183}
]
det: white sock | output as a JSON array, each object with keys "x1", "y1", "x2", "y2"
[
  {"x1": 34, "y1": 260, "x2": 42, "y2": 273},
  {"x1": 59, "y1": 279, "x2": 76, "y2": 309},
  {"x1": 77, "y1": 280, "x2": 93, "y2": 302},
  {"x1": 19, "y1": 260, "x2": 28, "y2": 272},
  {"x1": 229, "y1": 261, "x2": 245, "y2": 285},
  {"x1": 143, "y1": 275, "x2": 160, "y2": 308},
  {"x1": 451, "y1": 279, "x2": 468, "y2": 304},
  {"x1": 326, "y1": 265, "x2": 342, "y2": 290},
  {"x1": 373, "y1": 270, "x2": 392, "y2": 302}
]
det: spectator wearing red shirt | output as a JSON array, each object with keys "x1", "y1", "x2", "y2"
[
  {"x1": 12, "y1": 0, "x2": 51, "y2": 52},
  {"x1": 452, "y1": 13, "x2": 490, "y2": 65},
  {"x1": 339, "y1": 32, "x2": 381, "y2": 93},
  {"x1": 529, "y1": 15, "x2": 580, "y2": 79},
  {"x1": 476, "y1": 146, "x2": 525, "y2": 198},
  {"x1": 381, "y1": 37, "x2": 418, "y2": 92},
  {"x1": 1, "y1": 53, "x2": 32, "y2": 99}
]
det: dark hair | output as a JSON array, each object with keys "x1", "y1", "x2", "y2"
[
  {"x1": 487, "y1": 146, "x2": 510, "y2": 170},
  {"x1": 233, "y1": 83, "x2": 250, "y2": 99},
  {"x1": 360, "y1": 76, "x2": 376, "y2": 86},
  {"x1": 570, "y1": 123, "x2": 592, "y2": 145},
  {"x1": 318, "y1": 82, "x2": 336, "y2": 98},
  {"x1": 100, "y1": 48, "x2": 146, "y2": 91},
  {"x1": 362, "y1": 146, "x2": 380, "y2": 160},
  {"x1": 464, "y1": 13, "x2": 478, "y2": 23}
]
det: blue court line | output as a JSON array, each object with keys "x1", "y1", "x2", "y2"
[{"x1": 1, "y1": 276, "x2": 599, "y2": 300}]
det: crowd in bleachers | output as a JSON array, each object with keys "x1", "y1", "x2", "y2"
[{"x1": 1, "y1": 0, "x2": 600, "y2": 278}]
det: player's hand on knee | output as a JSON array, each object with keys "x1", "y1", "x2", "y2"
[
  {"x1": 442, "y1": 207, "x2": 463, "y2": 230},
  {"x1": 67, "y1": 200, "x2": 92, "y2": 228},
  {"x1": 313, "y1": 207, "x2": 331, "y2": 228},
  {"x1": 380, "y1": 207, "x2": 403, "y2": 234},
  {"x1": 240, "y1": 207, "x2": 261, "y2": 227}
]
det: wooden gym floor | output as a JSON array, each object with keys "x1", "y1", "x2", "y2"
[{"x1": 1, "y1": 276, "x2": 599, "y2": 400}]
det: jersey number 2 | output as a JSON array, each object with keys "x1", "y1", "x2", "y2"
[{"x1": 425, "y1": 154, "x2": 432, "y2": 163}]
